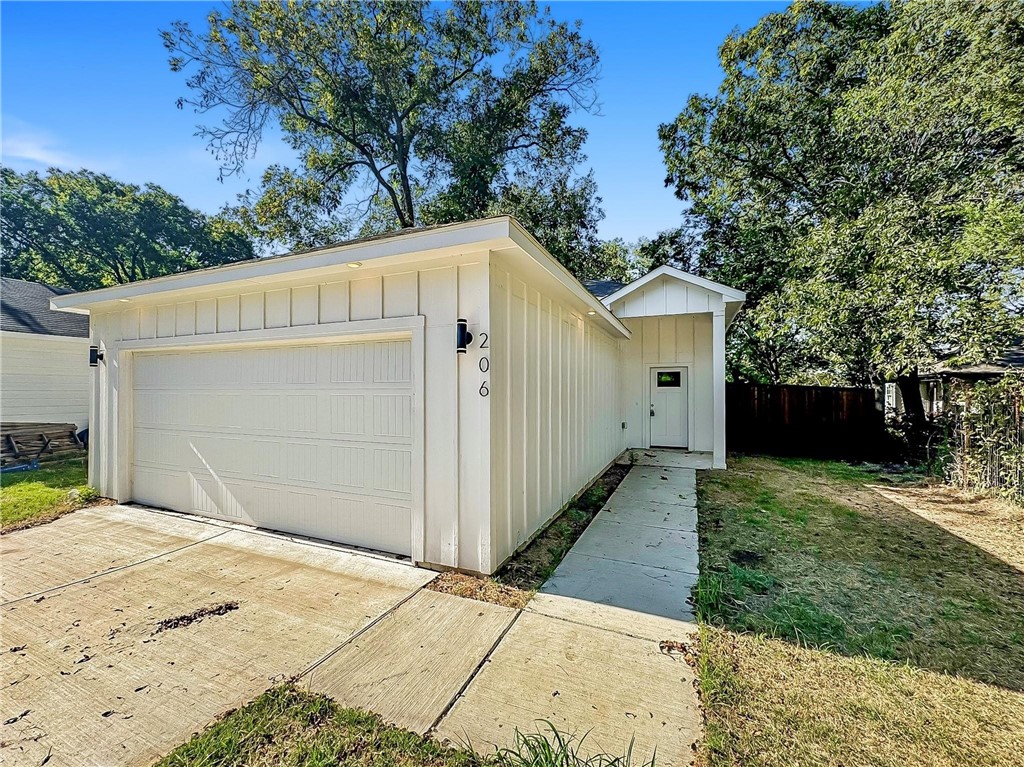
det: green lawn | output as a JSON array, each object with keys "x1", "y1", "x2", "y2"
[
  {"x1": 158, "y1": 685, "x2": 646, "y2": 767},
  {"x1": 0, "y1": 457, "x2": 97, "y2": 532},
  {"x1": 694, "y1": 455, "x2": 1024, "y2": 767}
]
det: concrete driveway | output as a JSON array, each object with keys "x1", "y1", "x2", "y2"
[{"x1": 0, "y1": 505, "x2": 431, "y2": 767}]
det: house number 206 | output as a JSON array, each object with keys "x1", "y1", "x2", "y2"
[{"x1": 477, "y1": 331, "x2": 490, "y2": 396}]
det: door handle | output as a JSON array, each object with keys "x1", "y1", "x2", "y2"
[{"x1": 650, "y1": 405, "x2": 655, "y2": 417}]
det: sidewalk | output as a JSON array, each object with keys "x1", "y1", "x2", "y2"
[{"x1": 435, "y1": 455, "x2": 703, "y2": 765}]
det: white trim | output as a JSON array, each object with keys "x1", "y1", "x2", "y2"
[
  {"x1": 110, "y1": 315, "x2": 427, "y2": 564},
  {"x1": 506, "y1": 223, "x2": 631, "y2": 339},
  {"x1": 51, "y1": 218, "x2": 515, "y2": 311},
  {"x1": 644, "y1": 362, "x2": 693, "y2": 450},
  {"x1": 602, "y1": 265, "x2": 747, "y2": 307}
]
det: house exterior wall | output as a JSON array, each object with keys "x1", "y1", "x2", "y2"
[
  {"x1": 487, "y1": 253, "x2": 623, "y2": 571},
  {"x1": 0, "y1": 330, "x2": 91, "y2": 428},
  {"x1": 86, "y1": 251, "x2": 492, "y2": 572},
  {"x1": 618, "y1": 315, "x2": 715, "y2": 452}
]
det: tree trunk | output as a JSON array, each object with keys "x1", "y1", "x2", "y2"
[{"x1": 897, "y1": 369, "x2": 928, "y2": 430}]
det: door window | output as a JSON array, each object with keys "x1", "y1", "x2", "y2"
[{"x1": 656, "y1": 371, "x2": 681, "y2": 387}]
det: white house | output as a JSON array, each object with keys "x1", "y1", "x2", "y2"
[
  {"x1": 52, "y1": 217, "x2": 744, "y2": 574},
  {"x1": 1, "y1": 277, "x2": 91, "y2": 429}
]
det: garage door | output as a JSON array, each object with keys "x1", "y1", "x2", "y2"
[{"x1": 131, "y1": 339, "x2": 414, "y2": 555}]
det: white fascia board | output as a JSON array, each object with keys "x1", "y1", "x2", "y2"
[
  {"x1": 601, "y1": 264, "x2": 747, "y2": 307},
  {"x1": 506, "y1": 220, "x2": 631, "y2": 339},
  {"x1": 50, "y1": 217, "x2": 516, "y2": 312}
]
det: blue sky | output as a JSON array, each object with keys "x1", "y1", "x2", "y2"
[{"x1": 1, "y1": 1, "x2": 783, "y2": 243}]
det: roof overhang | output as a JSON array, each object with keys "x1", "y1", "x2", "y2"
[{"x1": 50, "y1": 216, "x2": 630, "y2": 339}]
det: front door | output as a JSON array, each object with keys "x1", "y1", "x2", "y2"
[{"x1": 650, "y1": 368, "x2": 688, "y2": 448}]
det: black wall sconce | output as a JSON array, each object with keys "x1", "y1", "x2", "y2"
[
  {"x1": 456, "y1": 318, "x2": 474, "y2": 354},
  {"x1": 89, "y1": 346, "x2": 104, "y2": 366}
]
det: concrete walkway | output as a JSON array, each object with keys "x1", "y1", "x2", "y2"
[{"x1": 435, "y1": 454, "x2": 703, "y2": 765}]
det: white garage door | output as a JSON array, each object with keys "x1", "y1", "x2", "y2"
[{"x1": 131, "y1": 339, "x2": 414, "y2": 555}]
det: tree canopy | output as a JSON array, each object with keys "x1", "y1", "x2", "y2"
[
  {"x1": 0, "y1": 167, "x2": 254, "y2": 291},
  {"x1": 659, "y1": 0, "x2": 1024, "y2": 399},
  {"x1": 164, "y1": 0, "x2": 607, "y2": 274}
]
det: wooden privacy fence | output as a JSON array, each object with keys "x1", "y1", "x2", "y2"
[{"x1": 727, "y1": 383, "x2": 887, "y2": 460}]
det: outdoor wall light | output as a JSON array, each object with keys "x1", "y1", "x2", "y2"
[
  {"x1": 456, "y1": 318, "x2": 474, "y2": 354},
  {"x1": 587, "y1": 310, "x2": 596, "y2": 316},
  {"x1": 89, "y1": 346, "x2": 104, "y2": 366},
  {"x1": 346, "y1": 261, "x2": 362, "y2": 269}
]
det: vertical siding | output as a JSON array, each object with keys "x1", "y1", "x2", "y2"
[
  {"x1": 89, "y1": 253, "x2": 490, "y2": 572},
  {"x1": 488, "y1": 256, "x2": 623, "y2": 567},
  {"x1": 616, "y1": 275, "x2": 718, "y2": 318},
  {"x1": 619, "y1": 314, "x2": 714, "y2": 452},
  {"x1": 0, "y1": 331, "x2": 92, "y2": 428}
]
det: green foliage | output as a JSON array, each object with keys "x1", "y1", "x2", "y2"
[
  {"x1": 164, "y1": 1, "x2": 607, "y2": 276},
  {"x1": 1, "y1": 167, "x2": 253, "y2": 291},
  {"x1": 659, "y1": 0, "x2": 1024, "y2": 385},
  {"x1": 496, "y1": 723, "x2": 653, "y2": 767},
  {"x1": 157, "y1": 684, "x2": 482, "y2": 767},
  {"x1": 947, "y1": 374, "x2": 1024, "y2": 502}
]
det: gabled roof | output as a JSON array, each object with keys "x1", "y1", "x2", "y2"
[
  {"x1": 601, "y1": 265, "x2": 746, "y2": 307},
  {"x1": 1, "y1": 277, "x2": 90, "y2": 337}
]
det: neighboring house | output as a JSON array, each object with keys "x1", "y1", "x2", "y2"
[
  {"x1": 52, "y1": 217, "x2": 744, "y2": 574},
  {"x1": 1, "y1": 277, "x2": 91, "y2": 429},
  {"x1": 884, "y1": 342, "x2": 1023, "y2": 418}
]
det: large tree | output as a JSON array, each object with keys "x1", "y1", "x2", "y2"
[
  {"x1": 0, "y1": 167, "x2": 254, "y2": 291},
  {"x1": 659, "y1": 0, "x2": 1023, "y2": 412},
  {"x1": 164, "y1": 0, "x2": 604, "y2": 272}
]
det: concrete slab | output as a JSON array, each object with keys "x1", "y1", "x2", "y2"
[
  {"x1": 1, "y1": 506, "x2": 224, "y2": 603},
  {"x1": 539, "y1": 552, "x2": 697, "y2": 623},
  {"x1": 305, "y1": 590, "x2": 516, "y2": 734},
  {"x1": 605, "y1": 482, "x2": 696, "y2": 508},
  {"x1": 571, "y1": 517, "x2": 699, "y2": 573},
  {"x1": 528, "y1": 592, "x2": 697, "y2": 643},
  {"x1": 435, "y1": 612, "x2": 701, "y2": 766},
  {"x1": 598, "y1": 500, "x2": 698, "y2": 532},
  {"x1": 616, "y1": 450, "x2": 713, "y2": 469},
  {"x1": 0, "y1": 526, "x2": 429, "y2": 767}
]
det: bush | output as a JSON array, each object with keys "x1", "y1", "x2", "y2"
[{"x1": 946, "y1": 374, "x2": 1024, "y2": 502}]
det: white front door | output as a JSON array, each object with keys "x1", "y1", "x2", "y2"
[{"x1": 650, "y1": 367, "x2": 688, "y2": 448}]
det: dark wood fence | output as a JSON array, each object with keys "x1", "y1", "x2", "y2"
[{"x1": 727, "y1": 383, "x2": 887, "y2": 460}]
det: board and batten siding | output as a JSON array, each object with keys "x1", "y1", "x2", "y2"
[
  {"x1": 488, "y1": 254, "x2": 623, "y2": 570},
  {"x1": 611, "y1": 273, "x2": 721, "y2": 318},
  {"x1": 0, "y1": 331, "x2": 91, "y2": 428},
  {"x1": 88, "y1": 252, "x2": 492, "y2": 572},
  {"x1": 618, "y1": 315, "x2": 714, "y2": 453}
]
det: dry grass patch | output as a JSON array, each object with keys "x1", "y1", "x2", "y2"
[
  {"x1": 428, "y1": 572, "x2": 531, "y2": 610},
  {"x1": 698, "y1": 626, "x2": 1024, "y2": 767},
  {"x1": 427, "y1": 463, "x2": 630, "y2": 607},
  {"x1": 694, "y1": 455, "x2": 1024, "y2": 766}
]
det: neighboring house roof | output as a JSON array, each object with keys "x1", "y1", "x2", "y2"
[
  {"x1": 581, "y1": 278, "x2": 626, "y2": 299},
  {"x1": 927, "y1": 342, "x2": 1024, "y2": 378},
  {"x1": 1, "y1": 277, "x2": 90, "y2": 337}
]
